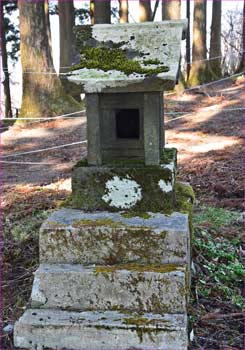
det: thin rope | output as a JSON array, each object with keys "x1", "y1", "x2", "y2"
[
  {"x1": 0, "y1": 160, "x2": 60, "y2": 165},
  {"x1": 164, "y1": 72, "x2": 244, "y2": 96},
  {"x1": 1, "y1": 110, "x2": 86, "y2": 121},
  {"x1": 165, "y1": 107, "x2": 244, "y2": 123},
  {"x1": 165, "y1": 107, "x2": 245, "y2": 115},
  {"x1": 2, "y1": 141, "x2": 87, "y2": 159}
]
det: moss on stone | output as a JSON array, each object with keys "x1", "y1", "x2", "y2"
[
  {"x1": 123, "y1": 317, "x2": 149, "y2": 326},
  {"x1": 72, "y1": 162, "x2": 174, "y2": 213},
  {"x1": 121, "y1": 212, "x2": 151, "y2": 219},
  {"x1": 161, "y1": 148, "x2": 177, "y2": 165},
  {"x1": 95, "y1": 263, "x2": 182, "y2": 274},
  {"x1": 175, "y1": 181, "x2": 195, "y2": 236},
  {"x1": 73, "y1": 218, "x2": 122, "y2": 228},
  {"x1": 102, "y1": 158, "x2": 145, "y2": 167},
  {"x1": 142, "y1": 59, "x2": 162, "y2": 66},
  {"x1": 73, "y1": 25, "x2": 93, "y2": 48},
  {"x1": 45, "y1": 221, "x2": 68, "y2": 228},
  {"x1": 73, "y1": 159, "x2": 88, "y2": 168},
  {"x1": 70, "y1": 46, "x2": 169, "y2": 76}
]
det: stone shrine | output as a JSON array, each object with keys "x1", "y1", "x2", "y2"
[{"x1": 14, "y1": 20, "x2": 194, "y2": 350}]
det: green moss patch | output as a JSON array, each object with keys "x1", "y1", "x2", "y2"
[
  {"x1": 95, "y1": 263, "x2": 182, "y2": 274},
  {"x1": 161, "y1": 148, "x2": 177, "y2": 164},
  {"x1": 70, "y1": 46, "x2": 169, "y2": 76},
  {"x1": 73, "y1": 218, "x2": 122, "y2": 228},
  {"x1": 175, "y1": 181, "x2": 195, "y2": 235}
]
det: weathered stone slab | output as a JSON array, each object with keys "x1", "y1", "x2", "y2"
[
  {"x1": 40, "y1": 209, "x2": 190, "y2": 268},
  {"x1": 14, "y1": 309, "x2": 188, "y2": 350},
  {"x1": 65, "y1": 20, "x2": 187, "y2": 93},
  {"x1": 30, "y1": 263, "x2": 187, "y2": 313},
  {"x1": 72, "y1": 148, "x2": 177, "y2": 212}
]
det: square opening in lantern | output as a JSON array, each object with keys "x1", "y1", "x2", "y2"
[{"x1": 115, "y1": 109, "x2": 140, "y2": 139}]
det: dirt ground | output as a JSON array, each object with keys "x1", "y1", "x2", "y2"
[
  {"x1": 2, "y1": 77, "x2": 243, "y2": 209},
  {"x1": 1, "y1": 76, "x2": 244, "y2": 349}
]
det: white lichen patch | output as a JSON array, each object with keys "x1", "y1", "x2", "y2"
[
  {"x1": 164, "y1": 161, "x2": 175, "y2": 173},
  {"x1": 158, "y1": 179, "x2": 173, "y2": 193},
  {"x1": 67, "y1": 68, "x2": 145, "y2": 93},
  {"x1": 102, "y1": 176, "x2": 142, "y2": 209}
]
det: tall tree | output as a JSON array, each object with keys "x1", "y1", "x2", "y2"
[
  {"x1": 237, "y1": 2, "x2": 244, "y2": 73},
  {"x1": 186, "y1": 0, "x2": 191, "y2": 80},
  {"x1": 139, "y1": 0, "x2": 152, "y2": 22},
  {"x1": 90, "y1": 0, "x2": 94, "y2": 24},
  {"x1": 94, "y1": 0, "x2": 111, "y2": 24},
  {"x1": 209, "y1": 0, "x2": 222, "y2": 78},
  {"x1": 58, "y1": 0, "x2": 75, "y2": 73},
  {"x1": 162, "y1": 0, "x2": 181, "y2": 20},
  {"x1": 119, "y1": 0, "x2": 128, "y2": 23},
  {"x1": 18, "y1": 1, "x2": 80, "y2": 119},
  {"x1": 188, "y1": 0, "x2": 207, "y2": 86},
  {"x1": 0, "y1": 1, "x2": 12, "y2": 118}
]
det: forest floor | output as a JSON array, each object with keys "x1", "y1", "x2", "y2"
[{"x1": 2, "y1": 76, "x2": 244, "y2": 349}]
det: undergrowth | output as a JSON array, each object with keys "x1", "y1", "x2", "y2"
[{"x1": 190, "y1": 206, "x2": 244, "y2": 349}]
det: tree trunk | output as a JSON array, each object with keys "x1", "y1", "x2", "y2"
[
  {"x1": 94, "y1": 0, "x2": 111, "y2": 24},
  {"x1": 209, "y1": 0, "x2": 222, "y2": 78},
  {"x1": 0, "y1": 2, "x2": 12, "y2": 118},
  {"x1": 59, "y1": 0, "x2": 75, "y2": 73},
  {"x1": 119, "y1": 0, "x2": 128, "y2": 23},
  {"x1": 18, "y1": 1, "x2": 80, "y2": 120},
  {"x1": 236, "y1": 2, "x2": 244, "y2": 73},
  {"x1": 139, "y1": 0, "x2": 152, "y2": 22},
  {"x1": 90, "y1": 0, "x2": 94, "y2": 24},
  {"x1": 186, "y1": 0, "x2": 191, "y2": 80},
  {"x1": 162, "y1": 0, "x2": 181, "y2": 20},
  {"x1": 188, "y1": 0, "x2": 207, "y2": 86}
]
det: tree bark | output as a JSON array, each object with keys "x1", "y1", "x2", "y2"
[
  {"x1": 90, "y1": 0, "x2": 95, "y2": 24},
  {"x1": 209, "y1": 0, "x2": 222, "y2": 78},
  {"x1": 58, "y1": 0, "x2": 75, "y2": 72},
  {"x1": 119, "y1": 0, "x2": 128, "y2": 23},
  {"x1": 18, "y1": 1, "x2": 80, "y2": 120},
  {"x1": 236, "y1": 2, "x2": 244, "y2": 72},
  {"x1": 162, "y1": 0, "x2": 181, "y2": 20},
  {"x1": 188, "y1": 0, "x2": 207, "y2": 86},
  {"x1": 0, "y1": 2, "x2": 12, "y2": 118},
  {"x1": 94, "y1": 0, "x2": 111, "y2": 24},
  {"x1": 186, "y1": 0, "x2": 191, "y2": 80},
  {"x1": 139, "y1": 0, "x2": 152, "y2": 22}
]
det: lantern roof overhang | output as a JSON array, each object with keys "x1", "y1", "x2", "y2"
[{"x1": 65, "y1": 20, "x2": 187, "y2": 93}]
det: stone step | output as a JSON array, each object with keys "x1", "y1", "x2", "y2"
[
  {"x1": 14, "y1": 309, "x2": 188, "y2": 350},
  {"x1": 30, "y1": 263, "x2": 187, "y2": 313},
  {"x1": 40, "y1": 209, "x2": 190, "y2": 268}
]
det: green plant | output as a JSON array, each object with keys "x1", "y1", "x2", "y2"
[{"x1": 192, "y1": 206, "x2": 243, "y2": 309}]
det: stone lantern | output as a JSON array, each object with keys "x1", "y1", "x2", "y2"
[{"x1": 14, "y1": 21, "x2": 194, "y2": 350}]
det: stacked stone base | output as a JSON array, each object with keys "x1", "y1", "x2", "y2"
[
  {"x1": 15, "y1": 309, "x2": 188, "y2": 350},
  {"x1": 14, "y1": 152, "x2": 193, "y2": 349},
  {"x1": 14, "y1": 208, "x2": 191, "y2": 349}
]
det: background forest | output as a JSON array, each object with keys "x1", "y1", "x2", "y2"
[{"x1": 0, "y1": 0, "x2": 244, "y2": 119}]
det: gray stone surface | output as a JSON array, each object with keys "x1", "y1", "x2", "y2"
[
  {"x1": 66, "y1": 21, "x2": 187, "y2": 93},
  {"x1": 72, "y1": 152, "x2": 176, "y2": 211},
  {"x1": 30, "y1": 263, "x2": 187, "y2": 313},
  {"x1": 14, "y1": 309, "x2": 188, "y2": 350},
  {"x1": 40, "y1": 209, "x2": 190, "y2": 267},
  {"x1": 86, "y1": 94, "x2": 102, "y2": 165},
  {"x1": 143, "y1": 92, "x2": 162, "y2": 165}
]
